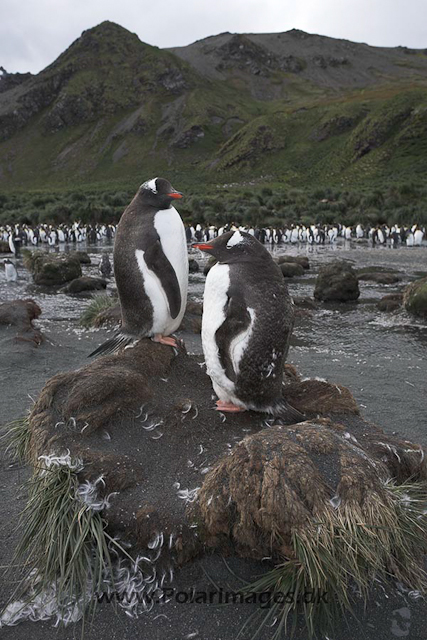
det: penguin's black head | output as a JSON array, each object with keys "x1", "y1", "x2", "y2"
[
  {"x1": 194, "y1": 230, "x2": 269, "y2": 264},
  {"x1": 139, "y1": 177, "x2": 183, "y2": 209}
]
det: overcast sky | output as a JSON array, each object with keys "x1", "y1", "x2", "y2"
[{"x1": 1, "y1": 0, "x2": 426, "y2": 74}]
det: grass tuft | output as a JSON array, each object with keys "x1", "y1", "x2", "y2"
[
  {"x1": 239, "y1": 481, "x2": 427, "y2": 639},
  {"x1": 2, "y1": 416, "x2": 32, "y2": 464},
  {"x1": 5, "y1": 454, "x2": 130, "y2": 628},
  {"x1": 80, "y1": 294, "x2": 117, "y2": 329}
]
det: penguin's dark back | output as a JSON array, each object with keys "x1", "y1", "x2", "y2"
[
  {"x1": 228, "y1": 259, "x2": 294, "y2": 408},
  {"x1": 113, "y1": 195, "x2": 156, "y2": 335}
]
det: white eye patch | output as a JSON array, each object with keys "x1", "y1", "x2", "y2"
[
  {"x1": 226, "y1": 231, "x2": 244, "y2": 248},
  {"x1": 141, "y1": 178, "x2": 158, "y2": 193}
]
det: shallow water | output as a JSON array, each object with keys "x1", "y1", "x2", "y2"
[{"x1": 1, "y1": 239, "x2": 426, "y2": 443}]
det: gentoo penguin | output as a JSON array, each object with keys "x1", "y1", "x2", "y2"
[
  {"x1": 89, "y1": 177, "x2": 188, "y2": 357},
  {"x1": 99, "y1": 253, "x2": 112, "y2": 278},
  {"x1": 3, "y1": 259, "x2": 17, "y2": 282},
  {"x1": 193, "y1": 231, "x2": 302, "y2": 422}
]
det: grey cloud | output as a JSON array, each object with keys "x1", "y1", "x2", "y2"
[{"x1": 0, "y1": 0, "x2": 426, "y2": 74}]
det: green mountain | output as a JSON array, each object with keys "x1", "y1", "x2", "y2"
[{"x1": 1, "y1": 21, "x2": 427, "y2": 193}]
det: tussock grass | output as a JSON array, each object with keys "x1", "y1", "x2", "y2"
[
  {"x1": 2, "y1": 416, "x2": 32, "y2": 464},
  {"x1": 239, "y1": 482, "x2": 427, "y2": 639},
  {"x1": 5, "y1": 455, "x2": 130, "y2": 628},
  {"x1": 80, "y1": 294, "x2": 116, "y2": 328}
]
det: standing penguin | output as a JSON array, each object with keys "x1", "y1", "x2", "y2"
[
  {"x1": 194, "y1": 231, "x2": 302, "y2": 422},
  {"x1": 3, "y1": 259, "x2": 17, "y2": 282},
  {"x1": 89, "y1": 177, "x2": 188, "y2": 356},
  {"x1": 99, "y1": 253, "x2": 112, "y2": 278}
]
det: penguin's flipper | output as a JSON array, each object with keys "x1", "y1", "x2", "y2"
[
  {"x1": 88, "y1": 333, "x2": 137, "y2": 358},
  {"x1": 215, "y1": 293, "x2": 252, "y2": 382},
  {"x1": 269, "y1": 398, "x2": 305, "y2": 425},
  {"x1": 143, "y1": 240, "x2": 181, "y2": 319}
]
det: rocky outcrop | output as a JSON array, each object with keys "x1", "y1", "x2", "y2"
[
  {"x1": 172, "y1": 125, "x2": 204, "y2": 148},
  {"x1": 404, "y1": 277, "x2": 427, "y2": 319},
  {"x1": 61, "y1": 276, "x2": 107, "y2": 294},
  {"x1": 357, "y1": 270, "x2": 401, "y2": 284},
  {"x1": 24, "y1": 252, "x2": 82, "y2": 286},
  {"x1": 277, "y1": 255, "x2": 310, "y2": 269},
  {"x1": 0, "y1": 299, "x2": 43, "y2": 346},
  {"x1": 314, "y1": 261, "x2": 360, "y2": 302},
  {"x1": 0, "y1": 67, "x2": 33, "y2": 94},
  {"x1": 279, "y1": 262, "x2": 304, "y2": 277}
]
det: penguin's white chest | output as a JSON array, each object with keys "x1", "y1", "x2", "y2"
[
  {"x1": 135, "y1": 207, "x2": 188, "y2": 335},
  {"x1": 5, "y1": 264, "x2": 17, "y2": 281},
  {"x1": 201, "y1": 263, "x2": 256, "y2": 405}
]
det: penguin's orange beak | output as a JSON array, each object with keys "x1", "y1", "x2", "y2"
[
  {"x1": 193, "y1": 242, "x2": 214, "y2": 252},
  {"x1": 167, "y1": 192, "x2": 183, "y2": 199}
]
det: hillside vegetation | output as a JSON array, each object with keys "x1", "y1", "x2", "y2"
[{"x1": 0, "y1": 22, "x2": 427, "y2": 224}]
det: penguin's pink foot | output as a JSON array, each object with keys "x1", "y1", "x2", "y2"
[
  {"x1": 215, "y1": 400, "x2": 246, "y2": 413},
  {"x1": 152, "y1": 334, "x2": 186, "y2": 352},
  {"x1": 152, "y1": 334, "x2": 179, "y2": 348}
]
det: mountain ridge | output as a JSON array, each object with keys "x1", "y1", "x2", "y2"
[{"x1": 0, "y1": 21, "x2": 427, "y2": 192}]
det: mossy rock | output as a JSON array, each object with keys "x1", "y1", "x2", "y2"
[
  {"x1": 314, "y1": 261, "x2": 360, "y2": 302},
  {"x1": 28, "y1": 252, "x2": 82, "y2": 286},
  {"x1": 279, "y1": 262, "x2": 305, "y2": 277},
  {"x1": 404, "y1": 277, "x2": 427, "y2": 319}
]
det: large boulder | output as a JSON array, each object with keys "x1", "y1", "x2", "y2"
[
  {"x1": 25, "y1": 251, "x2": 82, "y2": 286},
  {"x1": 0, "y1": 299, "x2": 43, "y2": 346},
  {"x1": 61, "y1": 276, "x2": 107, "y2": 294},
  {"x1": 279, "y1": 262, "x2": 305, "y2": 277},
  {"x1": 404, "y1": 277, "x2": 427, "y2": 319},
  {"x1": 314, "y1": 261, "x2": 360, "y2": 302},
  {"x1": 277, "y1": 255, "x2": 310, "y2": 269}
]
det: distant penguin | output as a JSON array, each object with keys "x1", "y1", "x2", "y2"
[
  {"x1": 414, "y1": 228, "x2": 424, "y2": 246},
  {"x1": 89, "y1": 177, "x2": 188, "y2": 357},
  {"x1": 193, "y1": 230, "x2": 303, "y2": 422},
  {"x1": 99, "y1": 253, "x2": 112, "y2": 278},
  {"x1": 3, "y1": 259, "x2": 17, "y2": 282}
]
